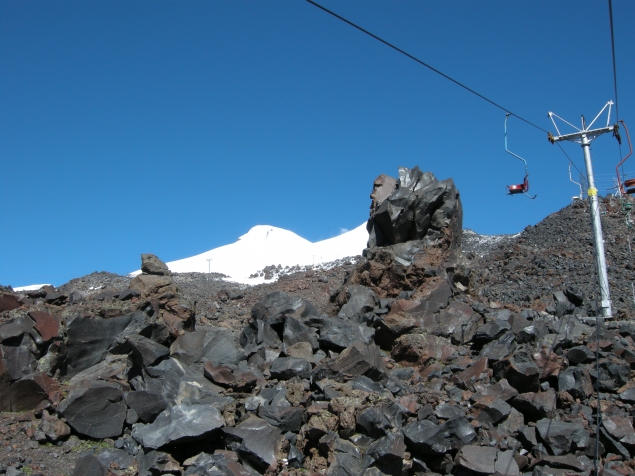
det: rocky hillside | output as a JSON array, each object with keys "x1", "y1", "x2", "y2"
[
  {"x1": 1, "y1": 167, "x2": 634, "y2": 476},
  {"x1": 471, "y1": 196, "x2": 635, "y2": 320}
]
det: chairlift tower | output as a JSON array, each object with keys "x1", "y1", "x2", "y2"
[{"x1": 548, "y1": 101, "x2": 616, "y2": 319}]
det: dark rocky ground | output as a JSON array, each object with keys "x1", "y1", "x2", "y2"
[
  {"x1": 1, "y1": 176, "x2": 635, "y2": 476},
  {"x1": 471, "y1": 196, "x2": 635, "y2": 320}
]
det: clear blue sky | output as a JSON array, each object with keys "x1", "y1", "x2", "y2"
[{"x1": 2, "y1": 0, "x2": 634, "y2": 287}]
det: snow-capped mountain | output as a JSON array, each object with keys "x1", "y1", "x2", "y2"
[
  {"x1": 133, "y1": 223, "x2": 370, "y2": 285},
  {"x1": 13, "y1": 225, "x2": 517, "y2": 291}
]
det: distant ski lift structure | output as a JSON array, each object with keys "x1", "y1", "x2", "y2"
[
  {"x1": 615, "y1": 120, "x2": 634, "y2": 195},
  {"x1": 569, "y1": 163, "x2": 583, "y2": 201},
  {"x1": 504, "y1": 113, "x2": 537, "y2": 199}
]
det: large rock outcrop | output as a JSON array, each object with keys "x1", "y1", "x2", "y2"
[
  {"x1": 343, "y1": 166, "x2": 466, "y2": 300},
  {"x1": 130, "y1": 254, "x2": 195, "y2": 336},
  {"x1": 367, "y1": 166, "x2": 462, "y2": 250}
]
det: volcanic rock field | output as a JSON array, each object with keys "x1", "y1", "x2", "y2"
[{"x1": 1, "y1": 166, "x2": 635, "y2": 476}]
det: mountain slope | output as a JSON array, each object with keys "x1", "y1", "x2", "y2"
[
  {"x1": 471, "y1": 197, "x2": 635, "y2": 319},
  {"x1": 154, "y1": 222, "x2": 369, "y2": 284}
]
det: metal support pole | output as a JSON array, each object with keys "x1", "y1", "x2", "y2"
[
  {"x1": 548, "y1": 101, "x2": 616, "y2": 319},
  {"x1": 581, "y1": 133, "x2": 613, "y2": 318}
]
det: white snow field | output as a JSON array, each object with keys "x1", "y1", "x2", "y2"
[
  {"x1": 132, "y1": 223, "x2": 369, "y2": 285},
  {"x1": 13, "y1": 284, "x2": 51, "y2": 292}
]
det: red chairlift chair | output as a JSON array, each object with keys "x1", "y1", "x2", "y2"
[
  {"x1": 507, "y1": 175, "x2": 529, "y2": 195},
  {"x1": 615, "y1": 120, "x2": 634, "y2": 195},
  {"x1": 505, "y1": 114, "x2": 536, "y2": 199}
]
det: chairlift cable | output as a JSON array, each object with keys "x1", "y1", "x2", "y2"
[
  {"x1": 607, "y1": 0, "x2": 620, "y2": 123},
  {"x1": 607, "y1": 1, "x2": 628, "y2": 189},
  {"x1": 306, "y1": 0, "x2": 587, "y2": 180},
  {"x1": 557, "y1": 143, "x2": 586, "y2": 183},
  {"x1": 306, "y1": 0, "x2": 549, "y2": 133}
]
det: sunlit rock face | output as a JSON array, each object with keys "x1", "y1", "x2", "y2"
[{"x1": 367, "y1": 166, "x2": 462, "y2": 250}]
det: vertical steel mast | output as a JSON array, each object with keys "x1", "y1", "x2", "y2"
[{"x1": 548, "y1": 101, "x2": 616, "y2": 319}]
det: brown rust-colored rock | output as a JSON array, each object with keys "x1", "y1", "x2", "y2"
[
  {"x1": 533, "y1": 346, "x2": 564, "y2": 379},
  {"x1": 369, "y1": 174, "x2": 398, "y2": 218},
  {"x1": 330, "y1": 341, "x2": 388, "y2": 381},
  {"x1": 391, "y1": 332, "x2": 454, "y2": 366},
  {"x1": 28, "y1": 310, "x2": 60, "y2": 343},
  {"x1": 0, "y1": 293, "x2": 20, "y2": 312},
  {"x1": 40, "y1": 409, "x2": 71, "y2": 442},
  {"x1": 0, "y1": 372, "x2": 59, "y2": 412},
  {"x1": 130, "y1": 268, "x2": 195, "y2": 337},
  {"x1": 455, "y1": 356, "x2": 488, "y2": 388},
  {"x1": 141, "y1": 254, "x2": 172, "y2": 276}
]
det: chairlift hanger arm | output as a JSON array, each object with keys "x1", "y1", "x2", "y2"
[
  {"x1": 615, "y1": 120, "x2": 633, "y2": 194},
  {"x1": 504, "y1": 114, "x2": 536, "y2": 199},
  {"x1": 504, "y1": 113, "x2": 528, "y2": 174},
  {"x1": 569, "y1": 163, "x2": 583, "y2": 200}
]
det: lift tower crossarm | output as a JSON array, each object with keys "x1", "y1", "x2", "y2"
[
  {"x1": 549, "y1": 125, "x2": 615, "y2": 144},
  {"x1": 547, "y1": 101, "x2": 615, "y2": 319}
]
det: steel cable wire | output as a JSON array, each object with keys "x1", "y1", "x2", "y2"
[{"x1": 306, "y1": 0, "x2": 587, "y2": 182}]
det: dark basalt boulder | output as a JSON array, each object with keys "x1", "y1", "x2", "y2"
[
  {"x1": 124, "y1": 391, "x2": 169, "y2": 424},
  {"x1": 558, "y1": 367, "x2": 593, "y2": 400},
  {"x1": 325, "y1": 341, "x2": 388, "y2": 382},
  {"x1": 318, "y1": 317, "x2": 375, "y2": 350},
  {"x1": 201, "y1": 327, "x2": 246, "y2": 366},
  {"x1": 510, "y1": 388, "x2": 557, "y2": 421},
  {"x1": 492, "y1": 349, "x2": 540, "y2": 393},
  {"x1": 602, "y1": 415, "x2": 635, "y2": 447},
  {"x1": 223, "y1": 415, "x2": 283, "y2": 473},
  {"x1": 282, "y1": 316, "x2": 319, "y2": 352},
  {"x1": 64, "y1": 312, "x2": 141, "y2": 376},
  {"x1": 124, "y1": 334, "x2": 170, "y2": 369},
  {"x1": 170, "y1": 330, "x2": 206, "y2": 365},
  {"x1": 241, "y1": 292, "x2": 319, "y2": 354},
  {"x1": 0, "y1": 333, "x2": 37, "y2": 382},
  {"x1": 137, "y1": 451, "x2": 182, "y2": 476},
  {"x1": 182, "y1": 452, "x2": 252, "y2": 476},
  {"x1": 367, "y1": 166, "x2": 462, "y2": 249},
  {"x1": 366, "y1": 431, "x2": 407, "y2": 469},
  {"x1": 71, "y1": 453, "x2": 107, "y2": 476},
  {"x1": 58, "y1": 381, "x2": 127, "y2": 439},
  {"x1": 456, "y1": 445, "x2": 498, "y2": 474},
  {"x1": 251, "y1": 291, "x2": 318, "y2": 326},
  {"x1": 270, "y1": 356, "x2": 311, "y2": 380},
  {"x1": 337, "y1": 285, "x2": 379, "y2": 321},
  {"x1": 356, "y1": 402, "x2": 403, "y2": 438},
  {"x1": 470, "y1": 396, "x2": 511, "y2": 425},
  {"x1": 131, "y1": 403, "x2": 224, "y2": 449},
  {"x1": 403, "y1": 420, "x2": 452, "y2": 456},
  {"x1": 137, "y1": 357, "x2": 223, "y2": 404},
  {"x1": 535, "y1": 418, "x2": 589, "y2": 456},
  {"x1": 566, "y1": 345, "x2": 595, "y2": 364},
  {"x1": 0, "y1": 315, "x2": 35, "y2": 341},
  {"x1": 258, "y1": 405, "x2": 306, "y2": 433}
]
